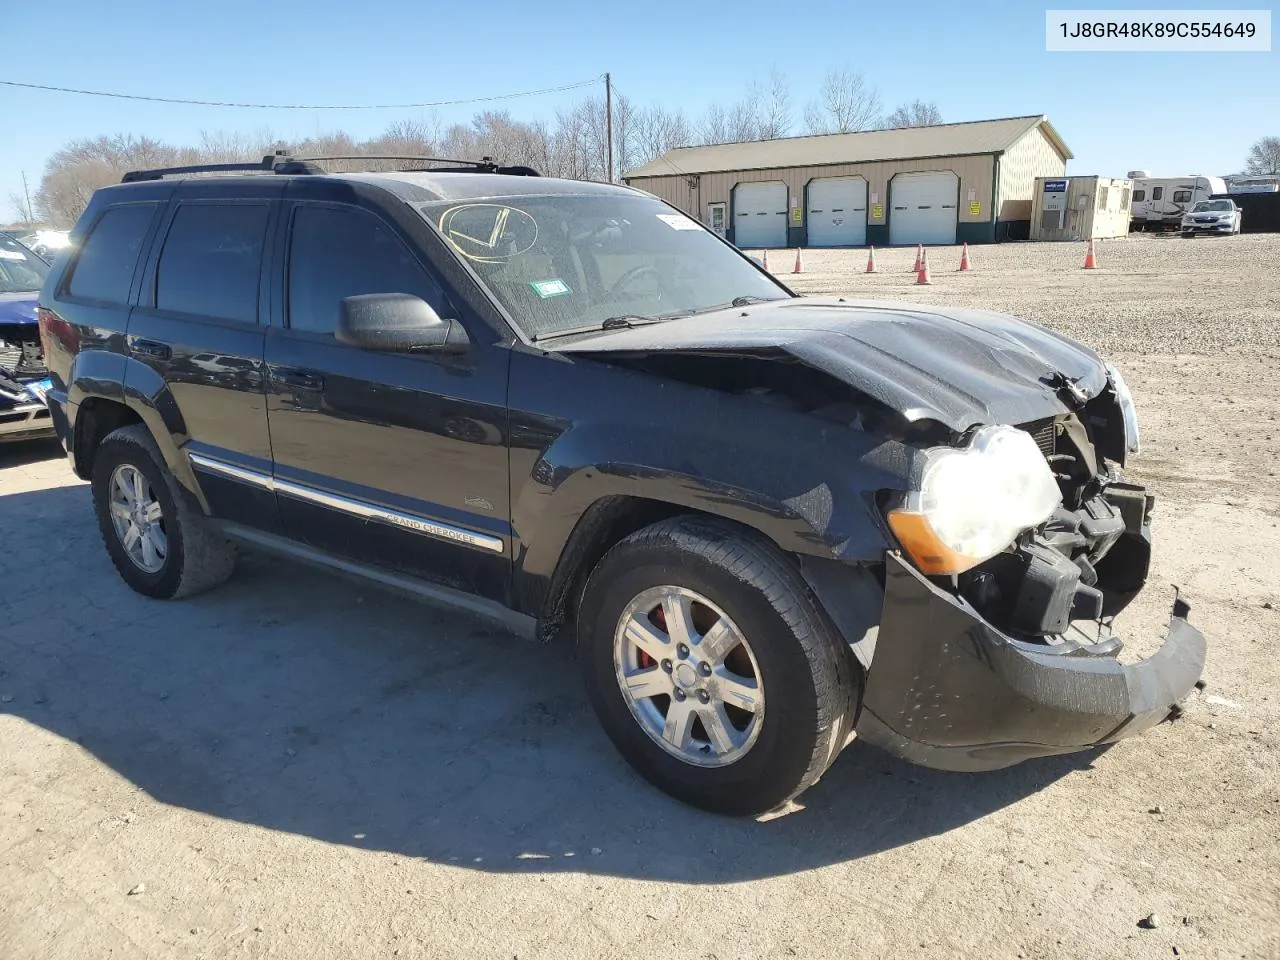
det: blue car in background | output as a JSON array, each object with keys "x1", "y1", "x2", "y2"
[{"x1": 0, "y1": 233, "x2": 55, "y2": 444}]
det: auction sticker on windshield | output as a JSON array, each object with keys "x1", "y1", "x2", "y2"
[
  {"x1": 656, "y1": 214, "x2": 701, "y2": 230},
  {"x1": 531, "y1": 278, "x2": 571, "y2": 298}
]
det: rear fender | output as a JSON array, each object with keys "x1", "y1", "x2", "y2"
[{"x1": 69, "y1": 351, "x2": 203, "y2": 507}]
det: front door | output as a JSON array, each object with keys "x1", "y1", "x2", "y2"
[
  {"x1": 707, "y1": 202, "x2": 727, "y2": 238},
  {"x1": 264, "y1": 200, "x2": 512, "y2": 600}
]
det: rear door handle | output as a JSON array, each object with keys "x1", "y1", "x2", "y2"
[
  {"x1": 132, "y1": 339, "x2": 171, "y2": 360},
  {"x1": 273, "y1": 367, "x2": 325, "y2": 391}
]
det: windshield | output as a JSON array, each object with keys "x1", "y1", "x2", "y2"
[
  {"x1": 419, "y1": 192, "x2": 789, "y2": 339},
  {"x1": 1191, "y1": 200, "x2": 1232, "y2": 212},
  {"x1": 0, "y1": 235, "x2": 50, "y2": 294}
]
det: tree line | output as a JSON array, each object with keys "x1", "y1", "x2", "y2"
[{"x1": 12, "y1": 69, "x2": 943, "y2": 226}]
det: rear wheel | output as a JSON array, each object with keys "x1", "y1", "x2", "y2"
[
  {"x1": 577, "y1": 516, "x2": 859, "y2": 816},
  {"x1": 91, "y1": 425, "x2": 236, "y2": 599}
]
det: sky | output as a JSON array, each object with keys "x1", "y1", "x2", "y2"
[{"x1": 2, "y1": 0, "x2": 1276, "y2": 221}]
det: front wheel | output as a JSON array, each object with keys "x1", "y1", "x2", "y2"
[{"x1": 577, "y1": 516, "x2": 860, "y2": 816}]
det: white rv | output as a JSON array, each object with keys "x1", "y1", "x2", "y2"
[{"x1": 1127, "y1": 172, "x2": 1228, "y2": 231}]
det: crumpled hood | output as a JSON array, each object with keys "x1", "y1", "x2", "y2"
[
  {"x1": 555, "y1": 297, "x2": 1110, "y2": 432},
  {"x1": 0, "y1": 292, "x2": 38, "y2": 327}
]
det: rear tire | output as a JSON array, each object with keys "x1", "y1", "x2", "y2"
[
  {"x1": 577, "y1": 515, "x2": 859, "y2": 816},
  {"x1": 91, "y1": 425, "x2": 236, "y2": 599}
]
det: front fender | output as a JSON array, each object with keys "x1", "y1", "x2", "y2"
[{"x1": 511, "y1": 416, "x2": 909, "y2": 619}]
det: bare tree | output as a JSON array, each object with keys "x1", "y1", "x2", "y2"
[
  {"x1": 803, "y1": 69, "x2": 882, "y2": 134},
  {"x1": 885, "y1": 100, "x2": 943, "y2": 129},
  {"x1": 7, "y1": 191, "x2": 34, "y2": 224},
  {"x1": 1245, "y1": 136, "x2": 1280, "y2": 175},
  {"x1": 756, "y1": 68, "x2": 792, "y2": 140}
]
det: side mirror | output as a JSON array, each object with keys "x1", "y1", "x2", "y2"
[{"x1": 336, "y1": 293, "x2": 469, "y2": 354}]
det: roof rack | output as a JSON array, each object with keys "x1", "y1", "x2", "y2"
[{"x1": 121, "y1": 152, "x2": 540, "y2": 183}]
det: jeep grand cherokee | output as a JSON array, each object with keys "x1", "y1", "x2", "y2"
[{"x1": 36, "y1": 155, "x2": 1205, "y2": 816}]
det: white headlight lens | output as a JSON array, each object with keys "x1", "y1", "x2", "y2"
[
  {"x1": 1105, "y1": 361, "x2": 1141, "y2": 455},
  {"x1": 889, "y1": 425, "x2": 1062, "y2": 574}
]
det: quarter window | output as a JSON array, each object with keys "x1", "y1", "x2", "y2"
[
  {"x1": 67, "y1": 204, "x2": 158, "y2": 304},
  {"x1": 156, "y1": 203, "x2": 269, "y2": 323},
  {"x1": 286, "y1": 205, "x2": 448, "y2": 335}
]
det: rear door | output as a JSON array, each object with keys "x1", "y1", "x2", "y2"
[
  {"x1": 263, "y1": 195, "x2": 512, "y2": 600},
  {"x1": 128, "y1": 180, "x2": 282, "y2": 531}
]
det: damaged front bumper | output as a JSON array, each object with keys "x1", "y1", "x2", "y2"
[{"x1": 855, "y1": 553, "x2": 1206, "y2": 772}]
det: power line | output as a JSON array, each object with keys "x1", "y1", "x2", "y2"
[{"x1": 0, "y1": 76, "x2": 603, "y2": 110}]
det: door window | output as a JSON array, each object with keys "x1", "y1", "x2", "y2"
[
  {"x1": 67, "y1": 204, "x2": 159, "y2": 304},
  {"x1": 1152, "y1": 187, "x2": 1164, "y2": 200},
  {"x1": 287, "y1": 205, "x2": 449, "y2": 335},
  {"x1": 156, "y1": 203, "x2": 270, "y2": 323}
]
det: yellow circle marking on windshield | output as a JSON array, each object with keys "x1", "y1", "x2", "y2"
[{"x1": 439, "y1": 203, "x2": 539, "y2": 263}]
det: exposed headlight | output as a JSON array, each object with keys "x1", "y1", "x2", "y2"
[
  {"x1": 887, "y1": 425, "x2": 1062, "y2": 575},
  {"x1": 1105, "y1": 361, "x2": 1141, "y2": 456}
]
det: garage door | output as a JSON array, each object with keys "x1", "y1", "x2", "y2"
[
  {"x1": 806, "y1": 177, "x2": 867, "y2": 246},
  {"x1": 733, "y1": 181, "x2": 787, "y2": 248},
  {"x1": 889, "y1": 171, "x2": 959, "y2": 245}
]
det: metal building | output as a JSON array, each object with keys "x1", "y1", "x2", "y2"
[
  {"x1": 622, "y1": 115, "x2": 1071, "y2": 248},
  {"x1": 1030, "y1": 176, "x2": 1133, "y2": 241}
]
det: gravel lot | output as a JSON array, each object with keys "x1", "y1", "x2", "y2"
[{"x1": 2, "y1": 233, "x2": 1278, "y2": 960}]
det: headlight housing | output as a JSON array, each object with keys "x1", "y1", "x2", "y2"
[
  {"x1": 1105, "y1": 361, "x2": 1141, "y2": 455},
  {"x1": 887, "y1": 425, "x2": 1062, "y2": 575}
]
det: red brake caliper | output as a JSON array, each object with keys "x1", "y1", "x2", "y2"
[{"x1": 638, "y1": 605, "x2": 666, "y2": 668}]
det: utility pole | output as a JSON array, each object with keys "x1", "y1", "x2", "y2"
[
  {"x1": 605, "y1": 72, "x2": 614, "y2": 183},
  {"x1": 21, "y1": 170, "x2": 34, "y2": 225}
]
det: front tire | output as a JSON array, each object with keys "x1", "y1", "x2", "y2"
[
  {"x1": 577, "y1": 516, "x2": 859, "y2": 816},
  {"x1": 91, "y1": 425, "x2": 236, "y2": 599}
]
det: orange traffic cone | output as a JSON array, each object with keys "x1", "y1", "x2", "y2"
[
  {"x1": 792, "y1": 248, "x2": 804, "y2": 274},
  {"x1": 958, "y1": 243, "x2": 972, "y2": 272},
  {"x1": 865, "y1": 246, "x2": 878, "y2": 273},
  {"x1": 1083, "y1": 239, "x2": 1098, "y2": 270},
  {"x1": 916, "y1": 249, "x2": 932, "y2": 285},
  {"x1": 761, "y1": 250, "x2": 770, "y2": 270},
  {"x1": 911, "y1": 243, "x2": 923, "y2": 273}
]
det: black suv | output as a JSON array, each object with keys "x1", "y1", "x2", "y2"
[{"x1": 37, "y1": 155, "x2": 1205, "y2": 816}]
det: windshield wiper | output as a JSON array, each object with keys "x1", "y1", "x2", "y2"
[
  {"x1": 532, "y1": 312, "x2": 692, "y2": 343},
  {"x1": 731, "y1": 295, "x2": 775, "y2": 307}
]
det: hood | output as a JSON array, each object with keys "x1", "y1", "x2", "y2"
[
  {"x1": 554, "y1": 298, "x2": 1109, "y2": 432},
  {"x1": 0, "y1": 292, "x2": 38, "y2": 327}
]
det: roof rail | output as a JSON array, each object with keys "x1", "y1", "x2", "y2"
[
  {"x1": 121, "y1": 152, "x2": 318, "y2": 183},
  {"x1": 292, "y1": 155, "x2": 540, "y2": 176},
  {"x1": 121, "y1": 152, "x2": 540, "y2": 183}
]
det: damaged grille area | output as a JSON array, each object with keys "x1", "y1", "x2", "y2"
[{"x1": 1020, "y1": 417, "x2": 1057, "y2": 459}]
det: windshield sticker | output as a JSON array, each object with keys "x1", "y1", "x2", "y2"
[
  {"x1": 656, "y1": 213, "x2": 701, "y2": 231},
  {"x1": 0, "y1": 250, "x2": 26, "y2": 260},
  {"x1": 530, "y1": 278, "x2": 571, "y2": 299}
]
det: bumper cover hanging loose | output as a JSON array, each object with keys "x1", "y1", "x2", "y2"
[{"x1": 856, "y1": 554, "x2": 1207, "y2": 772}]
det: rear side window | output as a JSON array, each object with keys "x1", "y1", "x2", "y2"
[
  {"x1": 287, "y1": 205, "x2": 448, "y2": 335},
  {"x1": 67, "y1": 204, "x2": 157, "y2": 304},
  {"x1": 156, "y1": 203, "x2": 270, "y2": 323}
]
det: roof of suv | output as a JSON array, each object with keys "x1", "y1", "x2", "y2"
[{"x1": 102, "y1": 170, "x2": 638, "y2": 205}]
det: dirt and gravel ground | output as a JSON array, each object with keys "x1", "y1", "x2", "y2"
[{"x1": 2, "y1": 233, "x2": 1278, "y2": 960}]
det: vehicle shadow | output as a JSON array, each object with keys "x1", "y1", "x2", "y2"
[
  {"x1": 0, "y1": 436, "x2": 64, "y2": 468},
  {"x1": 0, "y1": 483, "x2": 1098, "y2": 883}
]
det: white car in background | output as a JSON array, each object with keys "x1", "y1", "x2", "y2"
[{"x1": 1181, "y1": 199, "x2": 1242, "y2": 237}]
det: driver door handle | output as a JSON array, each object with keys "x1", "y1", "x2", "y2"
[{"x1": 272, "y1": 367, "x2": 325, "y2": 391}]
